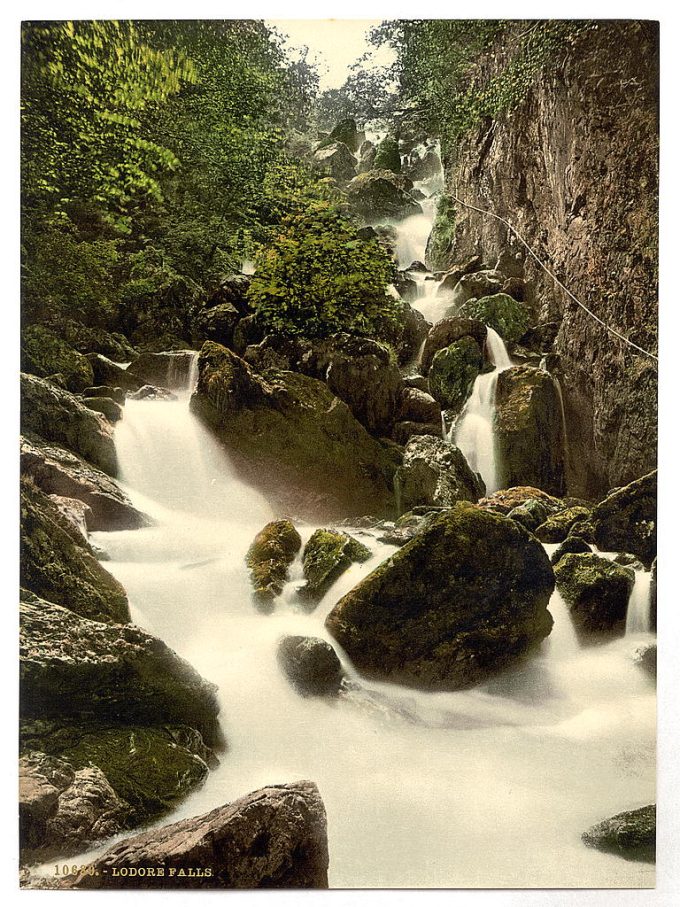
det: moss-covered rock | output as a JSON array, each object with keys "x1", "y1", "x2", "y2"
[
  {"x1": 190, "y1": 343, "x2": 401, "y2": 520},
  {"x1": 373, "y1": 134, "x2": 401, "y2": 172},
  {"x1": 246, "y1": 519, "x2": 302, "y2": 602},
  {"x1": 82, "y1": 396, "x2": 124, "y2": 423},
  {"x1": 299, "y1": 529, "x2": 371, "y2": 602},
  {"x1": 582, "y1": 805, "x2": 655, "y2": 862},
  {"x1": 455, "y1": 270, "x2": 506, "y2": 304},
  {"x1": 420, "y1": 316, "x2": 486, "y2": 374},
  {"x1": 192, "y1": 302, "x2": 241, "y2": 348},
  {"x1": 325, "y1": 502, "x2": 554, "y2": 689},
  {"x1": 86, "y1": 353, "x2": 145, "y2": 393},
  {"x1": 312, "y1": 142, "x2": 357, "y2": 184},
  {"x1": 20, "y1": 590, "x2": 221, "y2": 746},
  {"x1": 20, "y1": 482, "x2": 129, "y2": 623},
  {"x1": 346, "y1": 170, "x2": 421, "y2": 223},
  {"x1": 21, "y1": 373, "x2": 118, "y2": 475},
  {"x1": 550, "y1": 536, "x2": 592, "y2": 565},
  {"x1": 61, "y1": 321, "x2": 137, "y2": 361},
  {"x1": 429, "y1": 337, "x2": 483, "y2": 412},
  {"x1": 460, "y1": 292, "x2": 531, "y2": 343},
  {"x1": 553, "y1": 553, "x2": 634, "y2": 637},
  {"x1": 495, "y1": 366, "x2": 566, "y2": 496},
  {"x1": 591, "y1": 470, "x2": 657, "y2": 567},
  {"x1": 21, "y1": 324, "x2": 95, "y2": 393},
  {"x1": 319, "y1": 117, "x2": 362, "y2": 152},
  {"x1": 277, "y1": 636, "x2": 344, "y2": 696},
  {"x1": 478, "y1": 485, "x2": 563, "y2": 516},
  {"x1": 536, "y1": 506, "x2": 592, "y2": 543},
  {"x1": 127, "y1": 350, "x2": 197, "y2": 391},
  {"x1": 394, "y1": 435, "x2": 484, "y2": 512},
  {"x1": 507, "y1": 498, "x2": 549, "y2": 533}
]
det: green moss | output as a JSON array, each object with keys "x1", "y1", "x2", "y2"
[
  {"x1": 21, "y1": 324, "x2": 94, "y2": 392},
  {"x1": 536, "y1": 506, "x2": 591, "y2": 543},
  {"x1": 460, "y1": 293, "x2": 531, "y2": 343},
  {"x1": 300, "y1": 529, "x2": 372, "y2": 601},
  {"x1": 246, "y1": 519, "x2": 302, "y2": 600},
  {"x1": 373, "y1": 135, "x2": 401, "y2": 172},
  {"x1": 428, "y1": 337, "x2": 482, "y2": 411},
  {"x1": 554, "y1": 552, "x2": 634, "y2": 637}
]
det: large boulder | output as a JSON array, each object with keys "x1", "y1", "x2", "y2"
[
  {"x1": 87, "y1": 353, "x2": 145, "y2": 393},
  {"x1": 478, "y1": 485, "x2": 563, "y2": 515},
  {"x1": 325, "y1": 502, "x2": 554, "y2": 689},
  {"x1": 299, "y1": 529, "x2": 371, "y2": 602},
  {"x1": 70, "y1": 781, "x2": 329, "y2": 889},
  {"x1": 21, "y1": 373, "x2": 117, "y2": 476},
  {"x1": 394, "y1": 435, "x2": 484, "y2": 512},
  {"x1": 391, "y1": 300, "x2": 429, "y2": 365},
  {"x1": 495, "y1": 366, "x2": 566, "y2": 496},
  {"x1": 81, "y1": 395, "x2": 124, "y2": 423},
  {"x1": 346, "y1": 171, "x2": 422, "y2": 223},
  {"x1": 20, "y1": 435, "x2": 150, "y2": 532},
  {"x1": 591, "y1": 471, "x2": 657, "y2": 567},
  {"x1": 20, "y1": 481, "x2": 129, "y2": 623},
  {"x1": 127, "y1": 350, "x2": 197, "y2": 391},
  {"x1": 456, "y1": 270, "x2": 506, "y2": 304},
  {"x1": 553, "y1": 553, "x2": 635, "y2": 638},
  {"x1": 61, "y1": 320, "x2": 137, "y2": 361},
  {"x1": 190, "y1": 343, "x2": 400, "y2": 520},
  {"x1": 192, "y1": 303, "x2": 241, "y2": 348},
  {"x1": 277, "y1": 636, "x2": 344, "y2": 696},
  {"x1": 205, "y1": 273, "x2": 251, "y2": 315},
  {"x1": 460, "y1": 292, "x2": 531, "y2": 343},
  {"x1": 397, "y1": 387, "x2": 441, "y2": 424},
  {"x1": 320, "y1": 117, "x2": 362, "y2": 152},
  {"x1": 21, "y1": 324, "x2": 94, "y2": 392},
  {"x1": 536, "y1": 505, "x2": 592, "y2": 542},
  {"x1": 312, "y1": 141, "x2": 357, "y2": 184},
  {"x1": 507, "y1": 498, "x2": 550, "y2": 533},
  {"x1": 582, "y1": 805, "x2": 655, "y2": 862},
  {"x1": 421, "y1": 316, "x2": 487, "y2": 374},
  {"x1": 20, "y1": 590, "x2": 221, "y2": 746},
  {"x1": 246, "y1": 520, "x2": 302, "y2": 603},
  {"x1": 429, "y1": 337, "x2": 483, "y2": 412}
]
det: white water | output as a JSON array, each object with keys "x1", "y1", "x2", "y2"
[
  {"x1": 626, "y1": 570, "x2": 653, "y2": 635},
  {"x1": 453, "y1": 328, "x2": 513, "y2": 495},
  {"x1": 31, "y1": 365, "x2": 656, "y2": 889}
]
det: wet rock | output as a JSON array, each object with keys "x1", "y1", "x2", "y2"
[
  {"x1": 70, "y1": 781, "x2": 329, "y2": 889},
  {"x1": 398, "y1": 387, "x2": 441, "y2": 424},
  {"x1": 429, "y1": 337, "x2": 483, "y2": 412},
  {"x1": 377, "y1": 508, "x2": 440, "y2": 546},
  {"x1": 246, "y1": 520, "x2": 302, "y2": 602},
  {"x1": 20, "y1": 751, "x2": 129, "y2": 860},
  {"x1": 536, "y1": 506, "x2": 592, "y2": 543},
  {"x1": 613, "y1": 552, "x2": 645, "y2": 571},
  {"x1": 421, "y1": 316, "x2": 487, "y2": 374},
  {"x1": 389, "y1": 300, "x2": 429, "y2": 366},
  {"x1": 550, "y1": 536, "x2": 592, "y2": 565},
  {"x1": 20, "y1": 482, "x2": 129, "y2": 622},
  {"x1": 326, "y1": 503, "x2": 554, "y2": 688},
  {"x1": 278, "y1": 636, "x2": 344, "y2": 696},
  {"x1": 635, "y1": 644, "x2": 656, "y2": 678},
  {"x1": 204, "y1": 273, "x2": 251, "y2": 315},
  {"x1": 393, "y1": 270, "x2": 418, "y2": 302},
  {"x1": 404, "y1": 148, "x2": 440, "y2": 181},
  {"x1": 48, "y1": 495, "x2": 91, "y2": 538},
  {"x1": 192, "y1": 302, "x2": 241, "y2": 347},
  {"x1": 21, "y1": 324, "x2": 95, "y2": 392},
  {"x1": 20, "y1": 590, "x2": 221, "y2": 746},
  {"x1": 21, "y1": 723, "x2": 214, "y2": 831},
  {"x1": 21, "y1": 435, "x2": 149, "y2": 532},
  {"x1": 456, "y1": 270, "x2": 506, "y2": 304},
  {"x1": 591, "y1": 470, "x2": 657, "y2": 567},
  {"x1": 395, "y1": 435, "x2": 484, "y2": 512},
  {"x1": 582, "y1": 805, "x2": 655, "y2": 862},
  {"x1": 82, "y1": 395, "x2": 124, "y2": 423},
  {"x1": 460, "y1": 292, "x2": 531, "y2": 343},
  {"x1": 21, "y1": 373, "x2": 118, "y2": 476},
  {"x1": 507, "y1": 499, "x2": 549, "y2": 533},
  {"x1": 299, "y1": 529, "x2": 371, "y2": 602},
  {"x1": 553, "y1": 553, "x2": 634, "y2": 637},
  {"x1": 87, "y1": 354, "x2": 144, "y2": 393},
  {"x1": 391, "y1": 421, "x2": 443, "y2": 445},
  {"x1": 346, "y1": 170, "x2": 422, "y2": 223},
  {"x1": 478, "y1": 486, "x2": 563, "y2": 516},
  {"x1": 566, "y1": 518, "x2": 596, "y2": 543},
  {"x1": 232, "y1": 313, "x2": 265, "y2": 356},
  {"x1": 127, "y1": 350, "x2": 197, "y2": 391},
  {"x1": 83, "y1": 385, "x2": 126, "y2": 405},
  {"x1": 495, "y1": 366, "x2": 566, "y2": 496},
  {"x1": 190, "y1": 343, "x2": 400, "y2": 520},
  {"x1": 520, "y1": 321, "x2": 561, "y2": 353},
  {"x1": 128, "y1": 384, "x2": 178, "y2": 401},
  {"x1": 312, "y1": 141, "x2": 357, "y2": 184},
  {"x1": 403, "y1": 374, "x2": 430, "y2": 393},
  {"x1": 435, "y1": 255, "x2": 485, "y2": 295}
]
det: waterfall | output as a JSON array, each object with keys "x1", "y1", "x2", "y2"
[
  {"x1": 626, "y1": 570, "x2": 652, "y2": 634},
  {"x1": 453, "y1": 327, "x2": 512, "y2": 495}
]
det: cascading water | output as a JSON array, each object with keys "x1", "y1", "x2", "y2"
[
  {"x1": 33, "y1": 359, "x2": 655, "y2": 889},
  {"x1": 453, "y1": 327, "x2": 512, "y2": 495},
  {"x1": 626, "y1": 570, "x2": 653, "y2": 635}
]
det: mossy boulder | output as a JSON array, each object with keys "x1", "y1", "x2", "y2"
[
  {"x1": 456, "y1": 271, "x2": 506, "y2": 305},
  {"x1": 61, "y1": 320, "x2": 137, "y2": 361},
  {"x1": 21, "y1": 324, "x2": 94, "y2": 393},
  {"x1": 312, "y1": 142, "x2": 357, "y2": 184},
  {"x1": 460, "y1": 292, "x2": 531, "y2": 343},
  {"x1": 429, "y1": 337, "x2": 483, "y2": 412},
  {"x1": 299, "y1": 529, "x2": 371, "y2": 602},
  {"x1": 190, "y1": 343, "x2": 401, "y2": 520},
  {"x1": 20, "y1": 481, "x2": 129, "y2": 623},
  {"x1": 277, "y1": 636, "x2": 344, "y2": 696},
  {"x1": 373, "y1": 134, "x2": 401, "y2": 172},
  {"x1": 319, "y1": 117, "x2": 362, "y2": 152},
  {"x1": 394, "y1": 435, "x2": 484, "y2": 512},
  {"x1": 507, "y1": 498, "x2": 549, "y2": 533},
  {"x1": 478, "y1": 485, "x2": 563, "y2": 516},
  {"x1": 536, "y1": 506, "x2": 592, "y2": 543},
  {"x1": 192, "y1": 302, "x2": 241, "y2": 348},
  {"x1": 246, "y1": 519, "x2": 302, "y2": 602},
  {"x1": 550, "y1": 536, "x2": 592, "y2": 565},
  {"x1": 325, "y1": 502, "x2": 554, "y2": 689},
  {"x1": 346, "y1": 171, "x2": 421, "y2": 223},
  {"x1": 86, "y1": 353, "x2": 145, "y2": 393},
  {"x1": 127, "y1": 349, "x2": 197, "y2": 391},
  {"x1": 21, "y1": 373, "x2": 117, "y2": 475},
  {"x1": 20, "y1": 590, "x2": 221, "y2": 746},
  {"x1": 591, "y1": 470, "x2": 657, "y2": 567},
  {"x1": 495, "y1": 366, "x2": 566, "y2": 496},
  {"x1": 420, "y1": 316, "x2": 487, "y2": 374},
  {"x1": 553, "y1": 553, "x2": 635, "y2": 638},
  {"x1": 82, "y1": 396, "x2": 124, "y2": 423},
  {"x1": 582, "y1": 805, "x2": 655, "y2": 862}
]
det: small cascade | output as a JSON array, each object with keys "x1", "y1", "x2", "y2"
[
  {"x1": 626, "y1": 570, "x2": 653, "y2": 634},
  {"x1": 452, "y1": 328, "x2": 512, "y2": 495}
]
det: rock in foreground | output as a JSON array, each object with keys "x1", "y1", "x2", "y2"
[
  {"x1": 582, "y1": 805, "x2": 655, "y2": 862},
  {"x1": 326, "y1": 503, "x2": 554, "y2": 689},
  {"x1": 553, "y1": 553, "x2": 634, "y2": 638},
  {"x1": 70, "y1": 782, "x2": 329, "y2": 889}
]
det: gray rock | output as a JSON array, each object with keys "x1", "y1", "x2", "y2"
[
  {"x1": 395, "y1": 435, "x2": 484, "y2": 512},
  {"x1": 312, "y1": 141, "x2": 357, "y2": 184},
  {"x1": 87, "y1": 354, "x2": 144, "y2": 393},
  {"x1": 398, "y1": 387, "x2": 441, "y2": 424},
  {"x1": 82, "y1": 396, "x2": 124, "y2": 423},
  {"x1": 591, "y1": 470, "x2": 656, "y2": 567},
  {"x1": 83, "y1": 385, "x2": 126, "y2": 405},
  {"x1": 127, "y1": 350, "x2": 197, "y2": 391},
  {"x1": 278, "y1": 636, "x2": 344, "y2": 696},
  {"x1": 582, "y1": 805, "x2": 655, "y2": 862}
]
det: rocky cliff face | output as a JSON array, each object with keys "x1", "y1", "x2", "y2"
[{"x1": 435, "y1": 21, "x2": 658, "y2": 497}]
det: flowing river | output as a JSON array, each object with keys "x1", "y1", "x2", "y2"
[{"x1": 35, "y1": 368, "x2": 656, "y2": 889}]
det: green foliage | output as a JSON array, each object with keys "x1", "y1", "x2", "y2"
[
  {"x1": 428, "y1": 196, "x2": 458, "y2": 270},
  {"x1": 315, "y1": 63, "x2": 398, "y2": 129},
  {"x1": 373, "y1": 135, "x2": 401, "y2": 172},
  {"x1": 247, "y1": 201, "x2": 399, "y2": 339}
]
